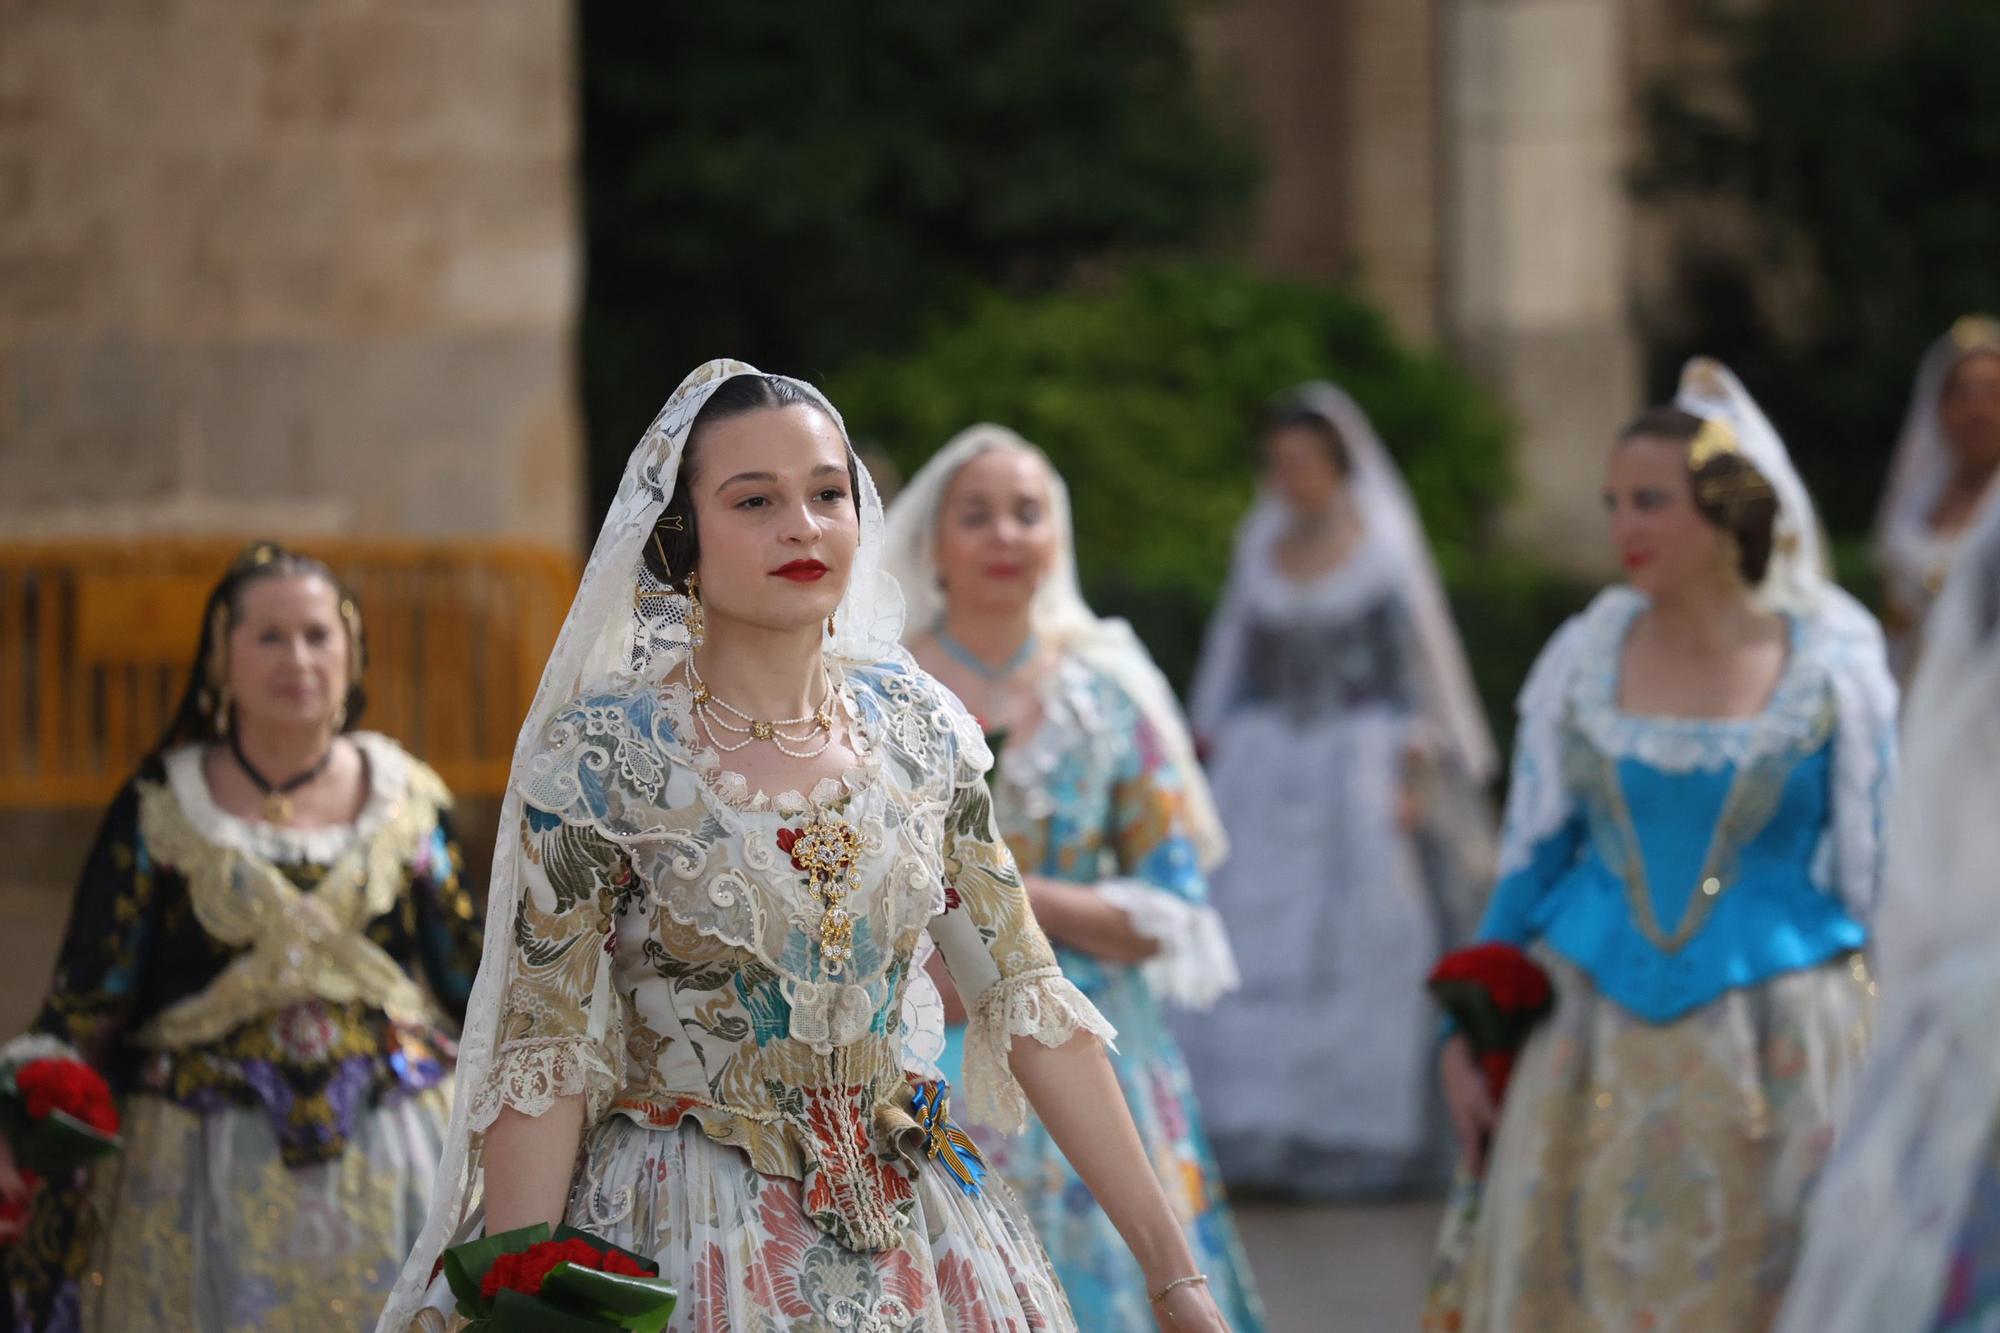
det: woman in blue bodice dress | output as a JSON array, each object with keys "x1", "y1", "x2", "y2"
[{"x1": 1423, "y1": 359, "x2": 1899, "y2": 1332}]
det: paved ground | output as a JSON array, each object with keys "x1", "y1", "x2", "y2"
[{"x1": 1235, "y1": 1201, "x2": 1443, "y2": 1332}]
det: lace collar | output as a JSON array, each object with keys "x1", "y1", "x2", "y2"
[
  {"x1": 1236, "y1": 521, "x2": 1399, "y2": 624},
  {"x1": 160, "y1": 731, "x2": 417, "y2": 865},
  {"x1": 656, "y1": 661, "x2": 886, "y2": 817},
  {"x1": 994, "y1": 652, "x2": 1109, "y2": 824},
  {"x1": 1568, "y1": 590, "x2": 1834, "y2": 773}
]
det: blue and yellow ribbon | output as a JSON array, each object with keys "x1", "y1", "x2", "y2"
[{"x1": 911, "y1": 1079, "x2": 987, "y2": 1198}]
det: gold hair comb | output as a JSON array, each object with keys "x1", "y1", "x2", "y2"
[
  {"x1": 1688, "y1": 417, "x2": 1740, "y2": 469},
  {"x1": 1951, "y1": 315, "x2": 2000, "y2": 354}
]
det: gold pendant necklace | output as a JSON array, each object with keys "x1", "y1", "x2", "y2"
[{"x1": 230, "y1": 734, "x2": 334, "y2": 825}]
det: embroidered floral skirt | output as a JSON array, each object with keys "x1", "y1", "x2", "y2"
[
  {"x1": 548, "y1": 1114, "x2": 1075, "y2": 1333},
  {"x1": 939, "y1": 965, "x2": 1267, "y2": 1330},
  {"x1": 1422, "y1": 950, "x2": 1873, "y2": 1333},
  {"x1": 23, "y1": 1084, "x2": 451, "y2": 1331}
]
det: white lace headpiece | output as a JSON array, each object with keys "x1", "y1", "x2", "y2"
[
  {"x1": 1218, "y1": 383, "x2": 1498, "y2": 781},
  {"x1": 379, "y1": 358, "x2": 909, "y2": 1328},
  {"x1": 1873, "y1": 315, "x2": 2000, "y2": 574},
  {"x1": 1672, "y1": 356, "x2": 1833, "y2": 614},
  {"x1": 880, "y1": 423, "x2": 1228, "y2": 870}
]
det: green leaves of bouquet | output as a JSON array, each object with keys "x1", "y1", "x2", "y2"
[
  {"x1": 443, "y1": 1223, "x2": 677, "y2": 1332},
  {"x1": 0, "y1": 1041, "x2": 122, "y2": 1175}
]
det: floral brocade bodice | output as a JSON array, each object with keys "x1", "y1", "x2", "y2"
[{"x1": 478, "y1": 658, "x2": 1109, "y2": 1253}]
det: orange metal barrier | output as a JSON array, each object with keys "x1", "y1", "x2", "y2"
[{"x1": 0, "y1": 538, "x2": 578, "y2": 808}]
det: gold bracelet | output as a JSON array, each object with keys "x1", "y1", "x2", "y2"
[{"x1": 1149, "y1": 1273, "x2": 1210, "y2": 1304}]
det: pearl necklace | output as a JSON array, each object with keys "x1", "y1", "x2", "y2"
[{"x1": 686, "y1": 658, "x2": 837, "y2": 759}]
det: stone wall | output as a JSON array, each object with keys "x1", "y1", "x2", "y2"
[
  {"x1": 1444, "y1": 0, "x2": 1641, "y2": 565},
  {"x1": 0, "y1": 0, "x2": 582, "y2": 546},
  {"x1": 0, "y1": 0, "x2": 583, "y2": 1027},
  {"x1": 1191, "y1": 0, "x2": 1443, "y2": 343}
]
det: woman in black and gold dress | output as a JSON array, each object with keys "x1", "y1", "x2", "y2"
[{"x1": 0, "y1": 543, "x2": 481, "y2": 1331}]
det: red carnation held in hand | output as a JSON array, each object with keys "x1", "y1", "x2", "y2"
[
  {"x1": 1428, "y1": 943, "x2": 1552, "y2": 1014},
  {"x1": 14, "y1": 1059, "x2": 119, "y2": 1137},
  {"x1": 1427, "y1": 943, "x2": 1556, "y2": 1105},
  {"x1": 480, "y1": 1237, "x2": 649, "y2": 1303}
]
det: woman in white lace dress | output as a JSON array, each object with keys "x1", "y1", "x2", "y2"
[
  {"x1": 1777, "y1": 422, "x2": 2000, "y2": 1333},
  {"x1": 1174, "y1": 383, "x2": 1498, "y2": 1198},
  {"x1": 380, "y1": 362, "x2": 1233, "y2": 1333},
  {"x1": 1874, "y1": 315, "x2": 2000, "y2": 684}
]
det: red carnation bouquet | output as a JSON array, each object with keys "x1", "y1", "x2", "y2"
[
  {"x1": 0, "y1": 1039, "x2": 122, "y2": 1178},
  {"x1": 1426, "y1": 943, "x2": 1554, "y2": 1104},
  {"x1": 441, "y1": 1223, "x2": 676, "y2": 1331}
]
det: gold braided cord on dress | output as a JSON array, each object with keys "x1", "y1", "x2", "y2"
[
  {"x1": 131, "y1": 761, "x2": 451, "y2": 1048},
  {"x1": 1561, "y1": 699, "x2": 1834, "y2": 954}
]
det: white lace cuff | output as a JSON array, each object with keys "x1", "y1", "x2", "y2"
[
  {"x1": 963, "y1": 966, "x2": 1117, "y2": 1133},
  {"x1": 470, "y1": 1036, "x2": 619, "y2": 1132},
  {"x1": 0, "y1": 1034, "x2": 84, "y2": 1078},
  {"x1": 1094, "y1": 880, "x2": 1241, "y2": 1010}
]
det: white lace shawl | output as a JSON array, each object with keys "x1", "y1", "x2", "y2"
[{"x1": 1498, "y1": 587, "x2": 1896, "y2": 921}]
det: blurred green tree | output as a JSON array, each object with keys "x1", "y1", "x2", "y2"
[
  {"x1": 1640, "y1": 0, "x2": 2000, "y2": 535},
  {"x1": 579, "y1": 1, "x2": 1259, "y2": 512},
  {"x1": 828, "y1": 262, "x2": 1515, "y2": 693}
]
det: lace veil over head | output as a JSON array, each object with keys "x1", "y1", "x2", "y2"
[
  {"x1": 379, "y1": 359, "x2": 912, "y2": 1328},
  {"x1": 880, "y1": 423, "x2": 1228, "y2": 871}
]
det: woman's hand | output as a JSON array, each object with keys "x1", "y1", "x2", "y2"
[
  {"x1": 1023, "y1": 876, "x2": 1161, "y2": 965},
  {"x1": 1440, "y1": 1034, "x2": 1497, "y2": 1176},
  {"x1": 1153, "y1": 1278, "x2": 1231, "y2": 1330}
]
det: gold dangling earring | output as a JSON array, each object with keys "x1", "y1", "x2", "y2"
[
  {"x1": 685, "y1": 571, "x2": 707, "y2": 648},
  {"x1": 826, "y1": 610, "x2": 837, "y2": 639}
]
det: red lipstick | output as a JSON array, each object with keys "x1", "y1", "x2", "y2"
[
  {"x1": 1621, "y1": 552, "x2": 1651, "y2": 572},
  {"x1": 772, "y1": 559, "x2": 829, "y2": 582}
]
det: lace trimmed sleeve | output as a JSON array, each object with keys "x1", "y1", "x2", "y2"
[{"x1": 468, "y1": 805, "x2": 630, "y2": 1132}]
